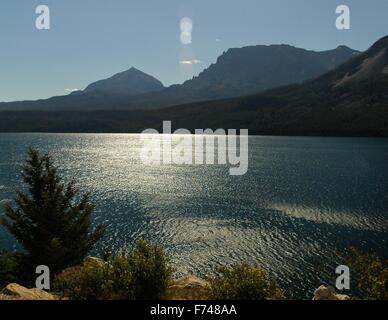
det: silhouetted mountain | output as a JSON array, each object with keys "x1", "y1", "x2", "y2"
[
  {"x1": 82, "y1": 67, "x2": 164, "y2": 95},
  {"x1": 0, "y1": 68, "x2": 165, "y2": 111},
  {"x1": 153, "y1": 35, "x2": 388, "y2": 136},
  {"x1": 0, "y1": 44, "x2": 359, "y2": 111},
  {"x1": 180, "y1": 44, "x2": 359, "y2": 99},
  {"x1": 0, "y1": 36, "x2": 386, "y2": 136}
]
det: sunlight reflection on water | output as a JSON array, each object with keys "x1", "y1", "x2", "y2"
[{"x1": 0, "y1": 134, "x2": 387, "y2": 298}]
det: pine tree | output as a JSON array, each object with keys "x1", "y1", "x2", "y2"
[{"x1": 1, "y1": 148, "x2": 106, "y2": 277}]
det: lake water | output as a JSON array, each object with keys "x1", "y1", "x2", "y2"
[{"x1": 0, "y1": 133, "x2": 387, "y2": 298}]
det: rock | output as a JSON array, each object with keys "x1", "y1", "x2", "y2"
[
  {"x1": 58, "y1": 256, "x2": 106, "y2": 277},
  {"x1": 83, "y1": 256, "x2": 106, "y2": 268},
  {"x1": 162, "y1": 275, "x2": 209, "y2": 300},
  {"x1": 313, "y1": 285, "x2": 351, "y2": 300},
  {"x1": 0, "y1": 283, "x2": 57, "y2": 300},
  {"x1": 0, "y1": 257, "x2": 105, "y2": 301}
]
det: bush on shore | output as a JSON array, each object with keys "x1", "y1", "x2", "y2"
[
  {"x1": 345, "y1": 248, "x2": 388, "y2": 300},
  {"x1": 207, "y1": 262, "x2": 284, "y2": 300},
  {"x1": 53, "y1": 240, "x2": 174, "y2": 300},
  {"x1": 0, "y1": 250, "x2": 23, "y2": 289}
]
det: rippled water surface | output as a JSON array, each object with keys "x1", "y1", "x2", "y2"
[{"x1": 0, "y1": 134, "x2": 387, "y2": 298}]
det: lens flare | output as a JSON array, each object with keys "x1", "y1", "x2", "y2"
[
  {"x1": 180, "y1": 31, "x2": 192, "y2": 45},
  {"x1": 180, "y1": 17, "x2": 193, "y2": 44},
  {"x1": 180, "y1": 17, "x2": 193, "y2": 33}
]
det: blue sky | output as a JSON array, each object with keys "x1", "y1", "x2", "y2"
[{"x1": 0, "y1": 0, "x2": 387, "y2": 102}]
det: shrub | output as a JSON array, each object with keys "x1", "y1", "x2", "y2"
[
  {"x1": 125, "y1": 240, "x2": 174, "y2": 300},
  {"x1": 53, "y1": 240, "x2": 174, "y2": 300},
  {"x1": 0, "y1": 250, "x2": 23, "y2": 289},
  {"x1": 345, "y1": 248, "x2": 388, "y2": 300},
  {"x1": 207, "y1": 262, "x2": 284, "y2": 300},
  {"x1": 53, "y1": 262, "x2": 108, "y2": 300}
]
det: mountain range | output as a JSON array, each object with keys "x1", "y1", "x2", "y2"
[
  {"x1": 0, "y1": 44, "x2": 359, "y2": 111},
  {"x1": 156, "y1": 35, "x2": 388, "y2": 136},
  {"x1": 180, "y1": 44, "x2": 359, "y2": 98},
  {"x1": 0, "y1": 36, "x2": 387, "y2": 136}
]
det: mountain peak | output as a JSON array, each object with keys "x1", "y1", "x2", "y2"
[
  {"x1": 335, "y1": 45, "x2": 354, "y2": 51},
  {"x1": 124, "y1": 67, "x2": 142, "y2": 73},
  {"x1": 83, "y1": 67, "x2": 164, "y2": 96}
]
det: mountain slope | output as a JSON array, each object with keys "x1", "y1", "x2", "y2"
[
  {"x1": 180, "y1": 44, "x2": 359, "y2": 99},
  {"x1": 0, "y1": 44, "x2": 359, "y2": 111},
  {"x1": 155, "y1": 36, "x2": 388, "y2": 136}
]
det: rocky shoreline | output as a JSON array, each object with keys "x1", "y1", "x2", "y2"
[
  {"x1": 0, "y1": 257, "x2": 351, "y2": 301},
  {"x1": 0, "y1": 281, "x2": 351, "y2": 301}
]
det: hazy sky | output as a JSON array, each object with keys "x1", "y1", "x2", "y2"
[{"x1": 0, "y1": 0, "x2": 387, "y2": 102}]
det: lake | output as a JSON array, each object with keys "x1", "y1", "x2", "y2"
[{"x1": 0, "y1": 133, "x2": 387, "y2": 298}]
